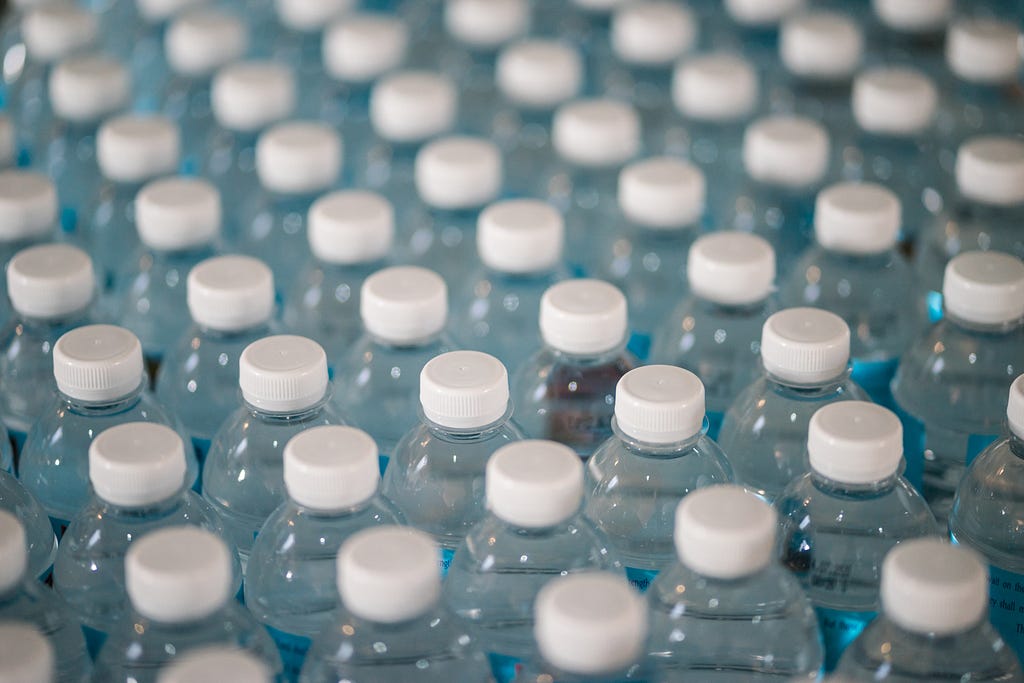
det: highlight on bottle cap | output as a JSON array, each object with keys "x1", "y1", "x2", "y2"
[
  {"x1": 725, "y1": 0, "x2": 802, "y2": 26},
  {"x1": 415, "y1": 136, "x2": 502, "y2": 210},
  {"x1": 743, "y1": 115, "x2": 829, "y2": 189},
  {"x1": 89, "y1": 422, "x2": 188, "y2": 508},
  {"x1": 49, "y1": 54, "x2": 130, "y2": 124},
  {"x1": 445, "y1": 0, "x2": 529, "y2": 50},
  {"x1": 618, "y1": 157, "x2": 705, "y2": 230},
  {"x1": 420, "y1": 350, "x2": 509, "y2": 430},
  {"x1": 97, "y1": 114, "x2": 180, "y2": 184},
  {"x1": 807, "y1": 401, "x2": 903, "y2": 484},
  {"x1": 256, "y1": 120, "x2": 342, "y2": 195},
  {"x1": 238, "y1": 335, "x2": 330, "y2": 413},
  {"x1": 486, "y1": 440, "x2": 583, "y2": 528},
  {"x1": 370, "y1": 70, "x2": 457, "y2": 143},
  {"x1": 539, "y1": 279, "x2": 628, "y2": 355},
  {"x1": 760, "y1": 308, "x2": 850, "y2": 386},
  {"x1": 942, "y1": 251, "x2": 1024, "y2": 326},
  {"x1": 553, "y1": 98, "x2": 641, "y2": 169},
  {"x1": 53, "y1": 324, "x2": 144, "y2": 403},
  {"x1": 308, "y1": 190, "x2": 394, "y2": 265},
  {"x1": 496, "y1": 39, "x2": 582, "y2": 110},
  {"x1": 156, "y1": 646, "x2": 272, "y2": 683},
  {"x1": 614, "y1": 365, "x2": 705, "y2": 444},
  {"x1": 477, "y1": 199, "x2": 564, "y2": 274},
  {"x1": 165, "y1": 9, "x2": 247, "y2": 77},
  {"x1": 212, "y1": 61, "x2": 296, "y2": 133},
  {"x1": 852, "y1": 67, "x2": 937, "y2": 136},
  {"x1": 274, "y1": 0, "x2": 354, "y2": 32},
  {"x1": 136, "y1": 177, "x2": 221, "y2": 251},
  {"x1": 360, "y1": 266, "x2": 448, "y2": 344},
  {"x1": 7, "y1": 243, "x2": 94, "y2": 320},
  {"x1": 780, "y1": 10, "x2": 863, "y2": 80},
  {"x1": 284, "y1": 426, "x2": 380, "y2": 512},
  {"x1": 687, "y1": 232, "x2": 776, "y2": 306},
  {"x1": 323, "y1": 13, "x2": 408, "y2": 83},
  {"x1": 814, "y1": 182, "x2": 901, "y2": 255},
  {"x1": 673, "y1": 52, "x2": 758, "y2": 123},
  {"x1": 0, "y1": 510, "x2": 27, "y2": 592},
  {"x1": 955, "y1": 136, "x2": 1024, "y2": 207},
  {"x1": 611, "y1": 1, "x2": 696, "y2": 67}
]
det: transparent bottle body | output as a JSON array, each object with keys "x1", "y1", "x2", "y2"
[
  {"x1": 237, "y1": 191, "x2": 322, "y2": 288},
  {"x1": 0, "y1": 579, "x2": 91, "y2": 683},
  {"x1": 401, "y1": 206, "x2": 484, "y2": 295},
  {"x1": 545, "y1": 164, "x2": 626, "y2": 276},
  {"x1": 935, "y1": 80, "x2": 1024, "y2": 179},
  {"x1": 0, "y1": 469, "x2": 56, "y2": 580},
  {"x1": 34, "y1": 118, "x2": 105, "y2": 235},
  {"x1": 514, "y1": 662, "x2": 659, "y2": 683},
  {"x1": 315, "y1": 83, "x2": 373, "y2": 186},
  {"x1": 201, "y1": 127, "x2": 260, "y2": 242},
  {"x1": 490, "y1": 107, "x2": 559, "y2": 200},
  {"x1": 722, "y1": 179, "x2": 819, "y2": 273},
  {"x1": 80, "y1": 180, "x2": 147, "y2": 297},
  {"x1": 0, "y1": 234, "x2": 57, "y2": 330},
  {"x1": 161, "y1": 75, "x2": 213, "y2": 174},
  {"x1": 674, "y1": 117, "x2": 748, "y2": 227}
]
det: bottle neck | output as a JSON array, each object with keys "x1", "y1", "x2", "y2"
[
  {"x1": 611, "y1": 416, "x2": 705, "y2": 457},
  {"x1": 421, "y1": 404, "x2": 514, "y2": 442},
  {"x1": 810, "y1": 469, "x2": 899, "y2": 497},
  {"x1": 764, "y1": 369, "x2": 851, "y2": 396},
  {"x1": 97, "y1": 489, "x2": 188, "y2": 518},
  {"x1": 244, "y1": 389, "x2": 332, "y2": 422},
  {"x1": 61, "y1": 382, "x2": 145, "y2": 414},
  {"x1": 943, "y1": 311, "x2": 1024, "y2": 335},
  {"x1": 543, "y1": 340, "x2": 630, "y2": 366}
]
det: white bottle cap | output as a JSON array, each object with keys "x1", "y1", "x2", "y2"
[
  {"x1": 687, "y1": 232, "x2": 775, "y2": 306},
  {"x1": 415, "y1": 136, "x2": 502, "y2": 210},
  {"x1": 0, "y1": 622, "x2": 54, "y2": 683},
  {"x1": 0, "y1": 171, "x2": 56, "y2": 242},
  {"x1": 256, "y1": 121, "x2": 341, "y2": 195},
  {"x1": 445, "y1": 0, "x2": 528, "y2": 50},
  {"x1": 135, "y1": 177, "x2": 221, "y2": 251},
  {"x1": 0, "y1": 510, "x2": 27, "y2": 592},
  {"x1": 477, "y1": 199, "x2": 564, "y2": 274},
  {"x1": 955, "y1": 136, "x2": 1024, "y2": 207},
  {"x1": 370, "y1": 71, "x2": 457, "y2": 144},
  {"x1": 760, "y1": 308, "x2": 850, "y2": 386},
  {"x1": 165, "y1": 9, "x2": 247, "y2": 78},
  {"x1": 7, "y1": 244, "x2": 93, "y2": 320},
  {"x1": 323, "y1": 13, "x2": 408, "y2": 83},
  {"x1": 814, "y1": 182, "x2": 901, "y2": 255},
  {"x1": 808, "y1": 401, "x2": 903, "y2": 484},
  {"x1": 89, "y1": 422, "x2": 187, "y2": 507},
  {"x1": 486, "y1": 440, "x2": 583, "y2": 528},
  {"x1": 420, "y1": 350, "x2": 509, "y2": 430},
  {"x1": 97, "y1": 115, "x2": 180, "y2": 185},
  {"x1": 540, "y1": 279, "x2": 628, "y2": 355},
  {"x1": 852, "y1": 67, "x2": 937, "y2": 136},
  {"x1": 614, "y1": 365, "x2": 705, "y2": 444},
  {"x1": 136, "y1": 0, "x2": 206, "y2": 24},
  {"x1": 672, "y1": 52, "x2": 758, "y2": 123},
  {"x1": 781, "y1": 11, "x2": 863, "y2": 80},
  {"x1": 52, "y1": 325, "x2": 144, "y2": 402},
  {"x1": 947, "y1": 18, "x2": 1021, "y2": 84},
  {"x1": 212, "y1": 61, "x2": 296, "y2": 133},
  {"x1": 725, "y1": 0, "x2": 803, "y2": 26},
  {"x1": 308, "y1": 190, "x2": 393, "y2": 265},
  {"x1": 187, "y1": 255, "x2": 275, "y2": 332},
  {"x1": 0, "y1": 116, "x2": 12, "y2": 168},
  {"x1": 49, "y1": 55, "x2": 130, "y2": 124},
  {"x1": 553, "y1": 99, "x2": 640, "y2": 169},
  {"x1": 284, "y1": 425, "x2": 379, "y2": 512},
  {"x1": 360, "y1": 266, "x2": 447, "y2": 344},
  {"x1": 125, "y1": 526, "x2": 232, "y2": 623},
  {"x1": 534, "y1": 573, "x2": 647, "y2": 676},
  {"x1": 881, "y1": 539, "x2": 988, "y2": 636},
  {"x1": 157, "y1": 647, "x2": 271, "y2": 683},
  {"x1": 674, "y1": 484, "x2": 776, "y2": 579},
  {"x1": 1008, "y1": 375, "x2": 1024, "y2": 440},
  {"x1": 942, "y1": 251, "x2": 1024, "y2": 326},
  {"x1": 619, "y1": 157, "x2": 705, "y2": 230},
  {"x1": 22, "y1": 4, "x2": 98, "y2": 63},
  {"x1": 612, "y1": 1, "x2": 695, "y2": 67},
  {"x1": 275, "y1": 0, "x2": 353, "y2": 32},
  {"x1": 872, "y1": 0, "x2": 953, "y2": 32},
  {"x1": 743, "y1": 115, "x2": 829, "y2": 189},
  {"x1": 238, "y1": 335, "x2": 329, "y2": 413},
  {"x1": 496, "y1": 39, "x2": 582, "y2": 110},
  {"x1": 336, "y1": 526, "x2": 440, "y2": 623}
]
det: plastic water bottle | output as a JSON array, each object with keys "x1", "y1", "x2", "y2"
[
  {"x1": 445, "y1": 439, "x2": 622, "y2": 682},
  {"x1": 237, "y1": 121, "x2": 341, "y2": 286},
  {"x1": 836, "y1": 539, "x2": 1024, "y2": 681},
  {"x1": 779, "y1": 182, "x2": 923, "y2": 407},
  {"x1": 452, "y1": 199, "x2": 568, "y2": 373},
  {"x1": 155, "y1": 254, "x2": 277, "y2": 458},
  {"x1": 512, "y1": 278, "x2": 638, "y2": 458},
  {"x1": 54, "y1": 421, "x2": 242, "y2": 658},
  {"x1": 116, "y1": 177, "x2": 221, "y2": 368},
  {"x1": 246, "y1": 425, "x2": 403, "y2": 679},
  {"x1": 585, "y1": 365, "x2": 734, "y2": 592},
  {"x1": 596, "y1": 157, "x2": 704, "y2": 360},
  {"x1": 775, "y1": 401, "x2": 937, "y2": 670},
  {"x1": 0, "y1": 470, "x2": 55, "y2": 580},
  {"x1": 514, "y1": 572, "x2": 657, "y2": 683},
  {"x1": 333, "y1": 266, "x2": 455, "y2": 462},
  {"x1": 157, "y1": 647, "x2": 273, "y2": 683},
  {"x1": 716, "y1": 0, "x2": 803, "y2": 62},
  {"x1": 892, "y1": 251, "x2": 1024, "y2": 522},
  {"x1": 649, "y1": 485, "x2": 824, "y2": 679},
  {"x1": 282, "y1": 190, "x2": 393, "y2": 367},
  {"x1": 866, "y1": 0, "x2": 953, "y2": 75},
  {"x1": 19, "y1": 324, "x2": 196, "y2": 534},
  {"x1": 0, "y1": 510, "x2": 90, "y2": 683},
  {"x1": 0, "y1": 171, "x2": 58, "y2": 330},
  {"x1": 0, "y1": 621, "x2": 55, "y2": 683},
  {"x1": 718, "y1": 307, "x2": 868, "y2": 502},
  {"x1": 650, "y1": 232, "x2": 777, "y2": 438},
  {"x1": 951, "y1": 374, "x2": 1024, "y2": 662},
  {"x1": 914, "y1": 137, "x2": 1024, "y2": 323},
  {"x1": 300, "y1": 526, "x2": 493, "y2": 683},
  {"x1": 93, "y1": 526, "x2": 283, "y2": 682},
  {"x1": 203, "y1": 334, "x2": 343, "y2": 570},
  {"x1": 382, "y1": 350, "x2": 523, "y2": 572}
]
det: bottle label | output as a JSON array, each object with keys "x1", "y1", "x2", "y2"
[
  {"x1": 625, "y1": 567, "x2": 659, "y2": 593},
  {"x1": 265, "y1": 623, "x2": 312, "y2": 682},
  {"x1": 487, "y1": 652, "x2": 524, "y2": 683},
  {"x1": 440, "y1": 547, "x2": 455, "y2": 577},
  {"x1": 987, "y1": 564, "x2": 1024, "y2": 662},
  {"x1": 81, "y1": 623, "x2": 108, "y2": 661},
  {"x1": 815, "y1": 605, "x2": 875, "y2": 672},
  {"x1": 850, "y1": 357, "x2": 899, "y2": 410}
]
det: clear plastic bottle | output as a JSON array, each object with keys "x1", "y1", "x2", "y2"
[
  {"x1": 951, "y1": 374, "x2": 1024, "y2": 663},
  {"x1": 776, "y1": 401, "x2": 938, "y2": 671},
  {"x1": 715, "y1": 0, "x2": 803, "y2": 64},
  {"x1": 54, "y1": 422, "x2": 242, "y2": 659},
  {"x1": 0, "y1": 621, "x2": 55, "y2": 683},
  {"x1": 116, "y1": 177, "x2": 221, "y2": 369},
  {"x1": 892, "y1": 251, "x2": 1024, "y2": 522},
  {"x1": 650, "y1": 232, "x2": 776, "y2": 436},
  {"x1": 514, "y1": 572, "x2": 657, "y2": 683},
  {"x1": 282, "y1": 190, "x2": 393, "y2": 368},
  {"x1": 779, "y1": 182, "x2": 923, "y2": 407},
  {"x1": 445, "y1": 440, "x2": 623, "y2": 682},
  {"x1": 333, "y1": 265, "x2": 456, "y2": 462},
  {"x1": 300, "y1": 526, "x2": 493, "y2": 683},
  {"x1": 585, "y1": 365, "x2": 734, "y2": 591},
  {"x1": 157, "y1": 646, "x2": 273, "y2": 683},
  {"x1": 648, "y1": 484, "x2": 824, "y2": 680},
  {"x1": 0, "y1": 243, "x2": 95, "y2": 452},
  {"x1": 866, "y1": 0, "x2": 952, "y2": 76},
  {"x1": 19, "y1": 324, "x2": 197, "y2": 534},
  {"x1": 0, "y1": 469, "x2": 55, "y2": 581},
  {"x1": 718, "y1": 307, "x2": 869, "y2": 502},
  {"x1": 93, "y1": 526, "x2": 283, "y2": 683},
  {"x1": 121, "y1": 0, "x2": 205, "y2": 114},
  {"x1": 246, "y1": 425, "x2": 403, "y2": 680},
  {"x1": 155, "y1": 254, "x2": 278, "y2": 458},
  {"x1": 382, "y1": 350, "x2": 523, "y2": 572},
  {"x1": 0, "y1": 511, "x2": 90, "y2": 683},
  {"x1": 512, "y1": 278, "x2": 639, "y2": 458},
  {"x1": 0, "y1": 172, "x2": 61, "y2": 330},
  {"x1": 836, "y1": 539, "x2": 1024, "y2": 681}
]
